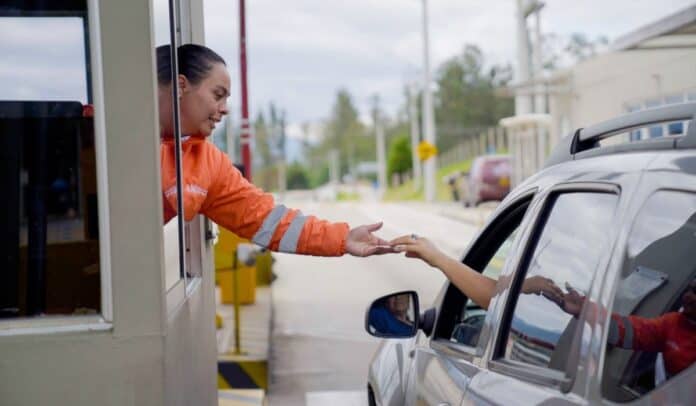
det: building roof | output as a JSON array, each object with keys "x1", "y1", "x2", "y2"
[{"x1": 611, "y1": 4, "x2": 696, "y2": 51}]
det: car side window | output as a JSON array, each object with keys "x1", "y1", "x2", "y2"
[
  {"x1": 602, "y1": 191, "x2": 696, "y2": 402},
  {"x1": 497, "y1": 192, "x2": 617, "y2": 378},
  {"x1": 434, "y1": 194, "x2": 532, "y2": 347}
]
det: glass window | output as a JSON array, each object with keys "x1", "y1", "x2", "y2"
[
  {"x1": 602, "y1": 191, "x2": 696, "y2": 402},
  {"x1": 629, "y1": 129, "x2": 643, "y2": 142},
  {"x1": 0, "y1": 5, "x2": 101, "y2": 318},
  {"x1": 435, "y1": 197, "x2": 532, "y2": 347},
  {"x1": 500, "y1": 192, "x2": 617, "y2": 376},
  {"x1": 648, "y1": 126, "x2": 663, "y2": 139},
  {"x1": 667, "y1": 122, "x2": 684, "y2": 136},
  {"x1": 449, "y1": 229, "x2": 519, "y2": 346}
]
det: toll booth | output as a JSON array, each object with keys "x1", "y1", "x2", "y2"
[{"x1": 0, "y1": 1, "x2": 220, "y2": 405}]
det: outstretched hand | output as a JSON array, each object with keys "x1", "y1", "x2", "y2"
[
  {"x1": 390, "y1": 234, "x2": 446, "y2": 268},
  {"x1": 522, "y1": 275, "x2": 564, "y2": 305},
  {"x1": 345, "y1": 222, "x2": 395, "y2": 257}
]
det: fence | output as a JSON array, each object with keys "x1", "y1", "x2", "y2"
[{"x1": 438, "y1": 126, "x2": 509, "y2": 170}]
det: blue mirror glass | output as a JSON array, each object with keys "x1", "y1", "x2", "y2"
[{"x1": 365, "y1": 291, "x2": 419, "y2": 338}]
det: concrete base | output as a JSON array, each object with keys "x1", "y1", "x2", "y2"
[{"x1": 218, "y1": 389, "x2": 266, "y2": 406}]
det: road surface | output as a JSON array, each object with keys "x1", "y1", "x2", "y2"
[{"x1": 267, "y1": 200, "x2": 484, "y2": 405}]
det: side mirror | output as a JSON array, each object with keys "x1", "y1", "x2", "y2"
[{"x1": 365, "y1": 291, "x2": 419, "y2": 338}]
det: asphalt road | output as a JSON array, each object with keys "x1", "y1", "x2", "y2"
[{"x1": 266, "y1": 201, "x2": 481, "y2": 405}]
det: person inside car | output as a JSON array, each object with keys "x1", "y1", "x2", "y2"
[
  {"x1": 157, "y1": 43, "x2": 393, "y2": 257},
  {"x1": 391, "y1": 234, "x2": 696, "y2": 377},
  {"x1": 560, "y1": 278, "x2": 696, "y2": 377}
]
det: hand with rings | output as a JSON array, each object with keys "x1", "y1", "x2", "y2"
[{"x1": 390, "y1": 233, "x2": 445, "y2": 268}]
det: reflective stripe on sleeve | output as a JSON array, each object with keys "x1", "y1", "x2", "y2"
[
  {"x1": 621, "y1": 316, "x2": 634, "y2": 348},
  {"x1": 608, "y1": 317, "x2": 620, "y2": 346},
  {"x1": 278, "y1": 213, "x2": 308, "y2": 253},
  {"x1": 252, "y1": 205, "x2": 288, "y2": 248}
]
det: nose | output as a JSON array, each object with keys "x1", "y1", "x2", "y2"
[{"x1": 219, "y1": 102, "x2": 229, "y2": 116}]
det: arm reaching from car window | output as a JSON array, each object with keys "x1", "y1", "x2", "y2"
[
  {"x1": 391, "y1": 235, "x2": 498, "y2": 309},
  {"x1": 390, "y1": 235, "x2": 566, "y2": 310}
]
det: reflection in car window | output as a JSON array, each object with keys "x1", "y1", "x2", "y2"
[
  {"x1": 501, "y1": 192, "x2": 616, "y2": 374},
  {"x1": 602, "y1": 191, "x2": 696, "y2": 402}
]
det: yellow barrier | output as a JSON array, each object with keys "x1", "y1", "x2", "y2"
[
  {"x1": 215, "y1": 229, "x2": 247, "y2": 271},
  {"x1": 215, "y1": 228, "x2": 257, "y2": 305},
  {"x1": 255, "y1": 251, "x2": 273, "y2": 286},
  {"x1": 216, "y1": 266, "x2": 256, "y2": 305}
]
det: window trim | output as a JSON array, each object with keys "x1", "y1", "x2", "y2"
[
  {"x1": 490, "y1": 182, "x2": 621, "y2": 391},
  {"x1": 431, "y1": 188, "x2": 537, "y2": 353},
  {"x1": 0, "y1": 0, "x2": 114, "y2": 334}
]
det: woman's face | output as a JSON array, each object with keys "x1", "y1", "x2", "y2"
[
  {"x1": 177, "y1": 62, "x2": 231, "y2": 137},
  {"x1": 682, "y1": 279, "x2": 696, "y2": 321}
]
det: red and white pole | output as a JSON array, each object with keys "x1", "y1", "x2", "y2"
[{"x1": 239, "y1": 0, "x2": 252, "y2": 181}]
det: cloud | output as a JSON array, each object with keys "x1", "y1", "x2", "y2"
[
  {"x1": 2, "y1": 0, "x2": 693, "y2": 131},
  {"x1": 203, "y1": 0, "x2": 695, "y2": 132}
]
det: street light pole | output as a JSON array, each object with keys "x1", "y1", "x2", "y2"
[
  {"x1": 421, "y1": 0, "x2": 437, "y2": 202},
  {"x1": 372, "y1": 95, "x2": 387, "y2": 198},
  {"x1": 239, "y1": 0, "x2": 252, "y2": 180},
  {"x1": 408, "y1": 84, "x2": 422, "y2": 189}
]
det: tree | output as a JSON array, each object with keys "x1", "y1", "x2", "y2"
[
  {"x1": 433, "y1": 44, "x2": 514, "y2": 151},
  {"x1": 564, "y1": 33, "x2": 608, "y2": 62},
  {"x1": 308, "y1": 89, "x2": 372, "y2": 180},
  {"x1": 387, "y1": 134, "x2": 412, "y2": 182},
  {"x1": 286, "y1": 162, "x2": 310, "y2": 190}
]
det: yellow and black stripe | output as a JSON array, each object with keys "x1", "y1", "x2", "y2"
[{"x1": 218, "y1": 360, "x2": 268, "y2": 390}]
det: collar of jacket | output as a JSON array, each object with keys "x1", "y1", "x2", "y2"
[{"x1": 160, "y1": 135, "x2": 207, "y2": 145}]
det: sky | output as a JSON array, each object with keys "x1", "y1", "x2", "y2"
[
  {"x1": 201, "y1": 0, "x2": 696, "y2": 139},
  {"x1": 1, "y1": 0, "x2": 694, "y2": 142}
]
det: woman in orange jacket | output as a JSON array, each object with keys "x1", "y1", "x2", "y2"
[{"x1": 157, "y1": 44, "x2": 390, "y2": 257}]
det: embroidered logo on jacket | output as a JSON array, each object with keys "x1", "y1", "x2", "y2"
[{"x1": 164, "y1": 184, "x2": 208, "y2": 198}]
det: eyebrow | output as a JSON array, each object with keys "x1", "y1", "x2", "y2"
[{"x1": 215, "y1": 86, "x2": 230, "y2": 97}]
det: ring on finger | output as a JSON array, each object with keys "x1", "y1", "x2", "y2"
[{"x1": 411, "y1": 233, "x2": 418, "y2": 240}]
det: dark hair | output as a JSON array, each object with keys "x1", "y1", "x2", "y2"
[{"x1": 156, "y1": 44, "x2": 226, "y2": 86}]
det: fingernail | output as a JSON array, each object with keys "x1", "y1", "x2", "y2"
[{"x1": 394, "y1": 245, "x2": 405, "y2": 252}]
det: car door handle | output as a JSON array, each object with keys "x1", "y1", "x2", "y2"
[{"x1": 437, "y1": 403, "x2": 450, "y2": 406}]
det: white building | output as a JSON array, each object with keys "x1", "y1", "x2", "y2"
[{"x1": 506, "y1": 5, "x2": 696, "y2": 185}]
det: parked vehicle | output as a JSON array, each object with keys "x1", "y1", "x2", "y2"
[
  {"x1": 465, "y1": 155, "x2": 511, "y2": 206},
  {"x1": 365, "y1": 103, "x2": 696, "y2": 405}
]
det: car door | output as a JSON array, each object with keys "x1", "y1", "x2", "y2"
[
  {"x1": 407, "y1": 190, "x2": 536, "y2": 406},
  {"x1": 464, "y1": 184, "x2": 621, "y2": 405}
]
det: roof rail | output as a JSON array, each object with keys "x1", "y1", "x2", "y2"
[{"x1": 545, "y1": 103, "x2": 696, "y2": 168}]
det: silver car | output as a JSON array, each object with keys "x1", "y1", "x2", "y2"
[{"x1": 365, "y1": 103, "x2": 696, "y2": 406}]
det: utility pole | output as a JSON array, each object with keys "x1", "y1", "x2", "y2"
[
  {"x1": 225, "y1": 111, "x2": 235, "y2": 159},
  {"x1": 421, "y1": 0, "x2": 437, "y2": 202},
  {"x1": 278, "y1": 110, "x2": 287, "y2": 196},
  {"x1": 515, "y1": 0, "x2": 533, "y2": 115},
  {"x1": 531, "y1": 3, "x2": 546, "y2": 114},
  {"x1": 239, "y1": 0, "x2": 252, "y2": 180},
  {"x1": 408, "y1": 83, "x2": 422, "y2": 189},
  {"x1": 372, "y1": 95, "x2": 387, "y2": 198},
  {"x1": 329, "y1": 149, "x2": 339, "y2": 185}
]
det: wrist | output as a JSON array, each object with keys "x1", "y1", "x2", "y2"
[{"x1": 434, "y1": 256, "x2": 456, "y2": 272}]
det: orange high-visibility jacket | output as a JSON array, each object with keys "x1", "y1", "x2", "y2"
[{"x1": 161, "y1": 137, "x2": 349, "y2": 256}]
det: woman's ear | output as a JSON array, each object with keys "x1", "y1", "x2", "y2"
[{"x1": 177, "y1": 74, "x2": 189, "y2": 96}]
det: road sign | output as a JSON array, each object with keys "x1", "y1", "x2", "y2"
[{"x1": 417, "y1": 141, "x2": 438, "y2": 161}]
